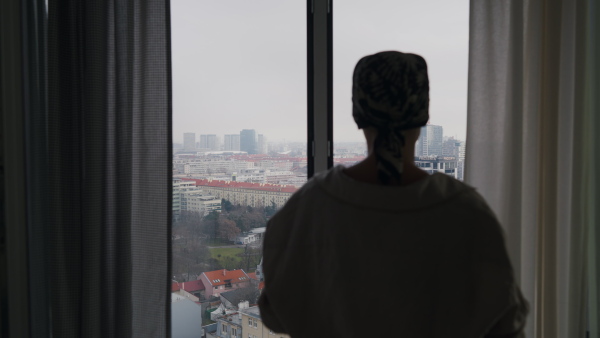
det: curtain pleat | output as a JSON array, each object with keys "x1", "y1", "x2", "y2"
[
  {"x1": 466, "y1": 0, "x2": 595, "y2": 337},
  {"x1": 586, "y1": 1, "x2": 600, "y2": 336},
  {"x1": 46, "y1": 0, "x2": 172, "y2": 337}
]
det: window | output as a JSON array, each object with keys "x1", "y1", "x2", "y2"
[
  {"x1": 232, "y1": 327, "x2": 237, "y2": 335},
  {"x1": 333, "y1": 1, "x2": 468, "y2": 180},
  {"x1": 172, "y1": 0, "x2": 467, "y2": 332},
  {"x1": 172, "y1": 2, "x2": 307, "y2": 334}
]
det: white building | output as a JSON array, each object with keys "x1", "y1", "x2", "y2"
[
  {"x1": 233, "y1": 233, "x2": 258, "y2": 245},
  {"x1": 173, "y1": 180, "x2": 199, "y2": 220},
  {"x1": 187, "y1": 195, "x2": 222, "y2": 216},
  {"x1": 257, "y1": 134, "x2": 267, "y2": 154},
  {"x1": 171, "y1": 297, "x2": 203, "y2": 338},
  {"x1": 184, "y1": 160, "x2": 254, "y2": 175},
  {"x1": 255, "y1": 160, "x2": 293, "y2": 171},
  {"x1": 183, "y1": 132, "x2": 196, "y2": 151},
  {"x1": 173, "y1": 180, "x2": 221, "y2": 218},
  {"x1": 264, "y1": 170, "x2": 296, "y2": 184},
  {"x1": 415, "y1": 156, "x2": 459, "y2": 179}
]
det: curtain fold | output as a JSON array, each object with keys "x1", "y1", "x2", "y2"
[
  {"x1": 585, "y1": 1, "x2": 600, "y2": 336},
  {"x1": 46, "y1": 0, "x2": 172, "y2": 337},
  {"x1": 466, "y1": 0, "x2": 596, "y2": 337}
]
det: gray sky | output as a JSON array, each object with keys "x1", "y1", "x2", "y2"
[{"x1": 172, "y1": 0, "x2": 469, "y2": 143}]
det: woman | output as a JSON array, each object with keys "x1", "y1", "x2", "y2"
[{"x1": 258, "y1": 51, "x2": 528, "y2": 337}]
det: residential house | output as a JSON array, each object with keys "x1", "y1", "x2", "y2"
[
  {"x1": 199, "y1": 269, "x2": 251, "y2": 299},
  {"x1": 220, "y1": 287, "x2": 260, "y2": 310},
  {"x1": 179, "y1": 279, "x2": 206, "y2": 300}
]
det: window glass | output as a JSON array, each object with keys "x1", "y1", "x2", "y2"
[
  {"x1": 334, "y1": 0, "x2": 469, "y2": 180},
  {"x1": 171, "y1": 0, "x2": 305, "y2": 333}
]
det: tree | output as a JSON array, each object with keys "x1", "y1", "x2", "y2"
[
  {"x1": 217, "y1": 218, "x2": 240, "y2": 241},
  {"x1": 264, "y1": 201, "x2": 278, "y2": 218},
  {"x1": 222, "y1": 198, "x2": 234, "y2": 212},
  {"x1": 200, "y1": 211, "x2": 220, "y2": 239}
]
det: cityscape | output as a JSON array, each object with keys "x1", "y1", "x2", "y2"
[{"x1": 171, "y1": 125, "x2": 465, "y2": 337}]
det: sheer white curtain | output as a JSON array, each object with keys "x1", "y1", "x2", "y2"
[{"x1": 466, "y1": 0, "x2": 597, "y2": 337}]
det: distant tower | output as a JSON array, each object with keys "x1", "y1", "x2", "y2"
[
  {"x1": 240, "y1": 129, "x2": 258, "y2": 154},
  {"x1": 183, "y1": 132, "x2": 196, "y2": 151},
  {"x1": 416, "y1": 125, "x2": 443, "y2": 157},
  {"x1": 257, "y1": 134, "x2": 267, "y2": 154},
  {"x1": 224, "y1": 134, "x2": 241, "y2": 151},
  {"x1": 199, "y1": 134, "x2": 219, "y2": 151}
]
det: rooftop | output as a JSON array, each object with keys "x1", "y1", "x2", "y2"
[
  {"x1": 202, "y1": 269, "x2": 250, "y2": 287},
  {"x1": 183, "y1": 178, "x2": 298, "y2": 193},
  {"x1": 240, "y1": 306, "x2": 261, "y2": 320},
  {"x1": 220, "y1": 287, "x2": 260, "y2": 306},
  {"x1": 181, "y1": 280, "x2": 205, "y2": 292},
  {"x1": 215, "y1": 312, "x2": 243, "y2": 326}
]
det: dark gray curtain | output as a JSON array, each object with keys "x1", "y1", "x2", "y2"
[{"x1": 43, "y1": 0, "x2": 172, "y2": 337}]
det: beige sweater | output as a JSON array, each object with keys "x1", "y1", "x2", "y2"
[{"x1": 258, "y1": 165, "x2": 528, "y2": 338}]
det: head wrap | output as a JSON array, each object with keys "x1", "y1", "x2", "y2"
[{"x1": 352, "y1": 51, "x2": 429, "y2": 184}]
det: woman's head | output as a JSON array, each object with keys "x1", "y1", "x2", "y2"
[{"x1": 352, "y1": 51, "x2": 429, "y2": 184}]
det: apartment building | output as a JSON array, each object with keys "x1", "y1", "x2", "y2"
[
  {"x1": 187, "y1": 195, "x2": 222, "y2": 215},
  {"x1": 224, "y1": 134, "x2": 241, "y2": 151},
  {"x1": 200, "y1": 269, "x2": 252, "y2": 299},
  {"x1": 241, "y1": 306, "x2": 290, "y2": 338},
  {"x1": 184, "y1": 160, "x2": 255, "y2": 175},
  {"x1": 414, "y1": 156, "x2": 459, "y2": 179},
  {"x1": 214, "y1": 312, "x2": 243, "y2": 338},
  {"x1": 183, "y1": 178, "x2": 297, "y2": 208}
]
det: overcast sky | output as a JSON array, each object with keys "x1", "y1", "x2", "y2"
[{"x1": 172, "y1": 0, "x2": 469, "y2": 143}]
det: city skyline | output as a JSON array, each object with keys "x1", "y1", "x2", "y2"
[{"x1": 171, "y1": 0, "x2": 469, "y2": 144}]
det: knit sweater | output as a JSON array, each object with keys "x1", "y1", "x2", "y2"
[{"x1": 258, "y1": 165, "x2": 528, "y2": 338}]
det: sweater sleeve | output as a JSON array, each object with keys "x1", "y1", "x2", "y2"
[
  {"x1": 257, "y1": 215, "x2": 289, "y2": 334},
  {"x1": 484, "y1": 284, "x2": 528, "y2": 338},
  {"x1": 257, "y1": 189, "x2": 303, "y2": 334},
  {"x1": 471, "y1": 198, "x2": 529, "y2": 338}
]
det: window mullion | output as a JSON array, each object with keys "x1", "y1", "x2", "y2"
[{"x1": 308, "y1": 0, "x2": 332, "y2": 178}]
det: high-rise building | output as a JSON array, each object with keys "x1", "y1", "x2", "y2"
[
  {"x1": 183, "y1": 132, "x2": 196, "y2": 151},
  {"x1": 224, "y1": 134, "x2": 241, "y2": 151},
  {"x1": 442, "y1": 137, "x2": 461, "y2": 158},
  {"x1": 199, "y1": 134, "x2": 219, "y2": 150},
  {"x1": 240, "y1": 129, "x2": 258, "y2": 154},
  {"x1": 257, "y1": 134, "x2": 267, "y2": 154},
  {"x1": 416, "y1": 125, "x2": 443, "y2": 157}
]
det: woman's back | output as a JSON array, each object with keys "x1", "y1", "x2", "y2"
[{"x1": 258, "y1": 166, "x2": 527, "y2": 337}]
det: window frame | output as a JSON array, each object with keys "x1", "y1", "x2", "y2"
[{"x1": 307, "y1": 0, "x2": 334, "y2": 177}]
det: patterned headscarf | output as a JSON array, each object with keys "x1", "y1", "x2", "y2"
[{"x1": 352, "y1": 51, "x2": 429, "y2": 184}]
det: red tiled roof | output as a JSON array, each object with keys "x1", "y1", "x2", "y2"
[
  {"x1": 247, "y1": 272, "x2": 257, "y2": 280},
  {"x1": 258, "y1": 281, "x2": 265, "y2": 290},
  {"x1": 172, "y1": 283, "x2": 181, "y2": 292},
  {"x1": 181, "y1": 280, "x2": 205, "y2": 292},
  {"x1": 202, "y1": 269, "x2": 250, "y2": 287},
  {"x1": 182, "y1": 178, "x2": 298, "y2": 194}
]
